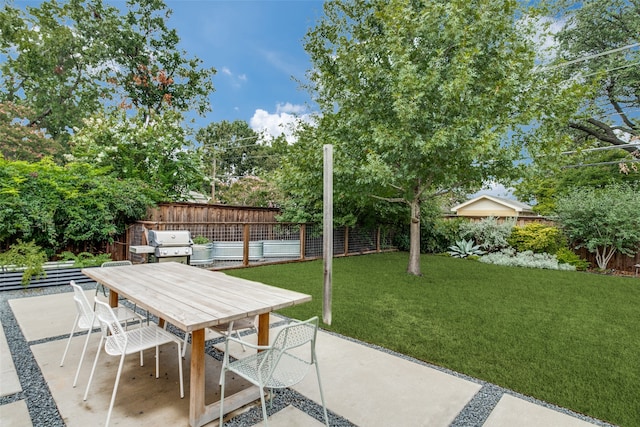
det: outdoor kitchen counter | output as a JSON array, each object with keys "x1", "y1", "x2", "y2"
[{"x1": 82, "y1": 261, "x2": 312, "y2": 427}]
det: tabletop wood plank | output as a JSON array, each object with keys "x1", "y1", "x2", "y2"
[{"x1": 82, "y1": 262, "x2": 311, "y2": 332}]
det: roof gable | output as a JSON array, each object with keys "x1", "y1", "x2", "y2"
[{"x1": 451, "y1": 195, "x2": 534, "y2": 214}]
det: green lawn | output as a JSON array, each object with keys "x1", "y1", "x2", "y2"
[{"x1": 226, "y1": 252, "x2": 640, "y2": 427}]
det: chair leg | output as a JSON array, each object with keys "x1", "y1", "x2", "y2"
[
  {"x1": 60, "y1": 314, "x2": 80, "y2": 366},
  {"x1": 105, "y1": 353, "x2": 127, "y2": 427},
  {"x1": 315, "y1": 361, "x2": 330, "y2": 427},
  {"x1": 182, "y1": 332, "x2": 189, "y2": 358},
  {"x1": 73, "y1": 323, "x2": 95, "y2": 387},
  {"x1": 259, "y1": 386, "x2": 269, "y2": 426},
  {"x1": 83, "y1": 335, "x2": 105, "y2": 401},
  {"x1": 155, "y1": 345, "x2": 160, "y2": 378},
  {"x1": 176, "y1": 342, "x2": 184, "y2": 398},
  {"x1": 233, "y1": 329, "x2": 247, "y2": 351},
  {"x1": 219, "y1": 369, "x2": 226, "y2": 427}
]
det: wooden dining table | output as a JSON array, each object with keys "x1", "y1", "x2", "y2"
[{"x1": 82, "y1": 261, "x2": 312, "y2": 427}]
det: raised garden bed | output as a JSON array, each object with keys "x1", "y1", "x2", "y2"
[{"x1": 0, "y1": 262, "x2": 96, "y2": 291}]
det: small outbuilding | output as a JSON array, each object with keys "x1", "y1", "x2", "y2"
[{"x1": 451, "y1": 195, "x2": 536, "y2": 218}]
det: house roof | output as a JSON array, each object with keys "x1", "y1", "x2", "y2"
[{"x1": 451, "y1": 195, "x2": 534, "y2": 214}]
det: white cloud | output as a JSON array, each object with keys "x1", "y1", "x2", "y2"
[
  {"x1": 470, "y1": 182, "x2": 516, "y2": 200},
  {"x1": 220, "y1": 66, "x2": 247, "y2": 87},
  {"x1": 249, "y1": 103, "x2": 314, "y2": 143},
  {"x1": 276, "y1": 102, "x2": 306, "y2": 114}
]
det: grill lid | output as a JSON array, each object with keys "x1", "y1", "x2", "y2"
[{"x1": 147, "y1": 230, "x2": 192, "y2": 247}]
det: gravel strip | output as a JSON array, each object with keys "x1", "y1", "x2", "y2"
[{"x1": 0, "y1": 283, "x2": 619, "y2": 427}]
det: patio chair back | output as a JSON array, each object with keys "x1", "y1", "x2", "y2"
[
  {"x1": 262, "y1": 317, "x2": 318, "y2": 387},
  {"x1": 93, "y1": 299, "x2": 129, "y2": 354},
  {"x1": 71, "y1": 281, "x2": 98, "y2": 330},
  {"x1": 100, "y1": 260, "x2": 133, "y2": 267},
  {"x1": 219, "y1": 316, "x2": 329, "y2": 426}
]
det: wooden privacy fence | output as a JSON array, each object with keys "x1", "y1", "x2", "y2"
[
  {"x1": 145, "y1": 202, "x2": 280, "y2": 223},
  {"x1": 575, "y1": 248, "x2": 640, "y2": 273}
]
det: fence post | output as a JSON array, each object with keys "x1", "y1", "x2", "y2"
[
  {"x1": 300, "y1": 223, "x2": 306, "y2": 260},
  {"x1": 243, "y1": 223, "x2": 250, "y2": 266},
  {"x1": 376, "y1": 226, "x2": 381, "y2": 252}
]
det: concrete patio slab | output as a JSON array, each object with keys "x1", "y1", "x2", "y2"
[
  {"x1": 292, "y1": 330, "x2": 482, "y2": 427},
  {"x1": 31, "y1": 332, "x2": 252, "y2": 427},
  {"x1": 0, "y1": 400, "x2": 32, "y2": 427},
  {"x1": 483, "y1": 394, "x2": 598, "y2": 427},
  {"x1": 0, "y1": 319, "x2": 22, "y2": 397}
]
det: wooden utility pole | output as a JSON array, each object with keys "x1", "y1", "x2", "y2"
[{"x1": 323, "y1": 145, "x2": 333, "y2": 325}]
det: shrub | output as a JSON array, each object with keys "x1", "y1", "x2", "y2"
[
  {"x1": 459, "y1": 216, "x2": 515, "y2": 252},
  {"x1": 192, "y1": 236, "x2": 210, "y2": 244},
  {"x1": 58, "y1": 251, "x2": 113, "y2": 268},
  {"x1": 0, "y1": 240, "x2": 48, "y2": 285},
  {"x1": 448, "y1": 239, "x2": 485, "y2": 258},
  {"x1": 555, "y1": 247, "x2": 590, "y2": 271},
  {"x1": 507, "y1": 223, "x2": 565, "y2": 254},
  {"x1": 480, "y1": 248, "x2": 576, "y2": 271},
  {"x1": 394, "y1": 217, "x2": 465, "y2": 254},
  {"x1": 422, "y1": 217, "x2": 466, "y2": 253}
]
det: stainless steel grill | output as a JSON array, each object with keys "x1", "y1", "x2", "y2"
[{"x1": 130, "y1": 230, "x2": 193, "y2": 264}]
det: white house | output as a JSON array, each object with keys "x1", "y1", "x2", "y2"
[{"x1": 450, "y1": 195, "x2": 537, "y2": 218}]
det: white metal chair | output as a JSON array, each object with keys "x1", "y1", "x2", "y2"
[
  {"x1": 181, "y1": 316, "x2": 258, "y2": 357},
  {"x1": 95, "y1": 260, "x2": 133, "y2": 300},
  {"x1": 60, "y1": 281, "x2": 143, "y2": 375},
  {"x1": 84, "y1": 299, "x2": 184, "y2": 427},
  {"x1": 218, "y1": 316, "x2": 329, "y2": 427},
  {"x1": 98, "y1": 260, "x2": 149, "y2": 323}
]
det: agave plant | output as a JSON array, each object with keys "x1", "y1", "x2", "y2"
[{"x1": 448, "y1": 239, "x2": 485, "y2": 258}]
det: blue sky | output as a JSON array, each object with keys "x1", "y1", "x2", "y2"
[{"x1": 164, "y1": 0, "x2": 325, "y2": 139}]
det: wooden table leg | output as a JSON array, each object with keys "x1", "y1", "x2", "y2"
[
  {"x1": 190, "y1": 328, "x2": 205, "y2": 427},
  {"x1": 108, "y1": 290, "x2": 118, "y2": 307},
  {"x1": 257, "y1": 312, "x2": 270, "y2": 346}
]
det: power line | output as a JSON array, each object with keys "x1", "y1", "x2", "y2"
[
  {"x1": 538, "y1": 42, "x2": 640, "y2": 71},
  {"x1": 563, "y1": 159, "x2": 640, "y2": 169},
  {"x1": 561, "y1": 142, "x2": 640, "y2": 155},
  {"x1": 580, "y1": 60, "x2": 640, "y2": 78}
]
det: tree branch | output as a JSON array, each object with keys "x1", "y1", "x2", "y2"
[
  {"x1": 371, "y1": 195, "x2": 408, "y2": 204},
  {"x1": 606, "y1": 80, "x2": 636, "y2": 130},
  {"x1": 569, "y1": 118, "x2": 637, "y2": 153}
]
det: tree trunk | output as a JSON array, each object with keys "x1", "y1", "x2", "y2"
[{"x1": 407, "y1": 197, "x2": 422, "y2": 276}]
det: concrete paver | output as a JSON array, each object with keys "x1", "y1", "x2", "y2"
[
  {"x1": 0, "y1": 320, "x2": 22, "y2": 397},
  {"x1": 0, "y1": 400, "x2": 32, "y2": 427},
  {"x1": 293, "y1": 331, "x2": 482, "y2": 427},
  {"x1": 483, "y1": 394, "x2": 598, "y2": 427}
]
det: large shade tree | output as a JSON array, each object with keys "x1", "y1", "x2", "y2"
[
  {"x1": 299, "y1": 0, "x2": 561, "y2": 275},
  {"x1": 0, "y1": 0, "x2": 215, "y2": 148}
]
